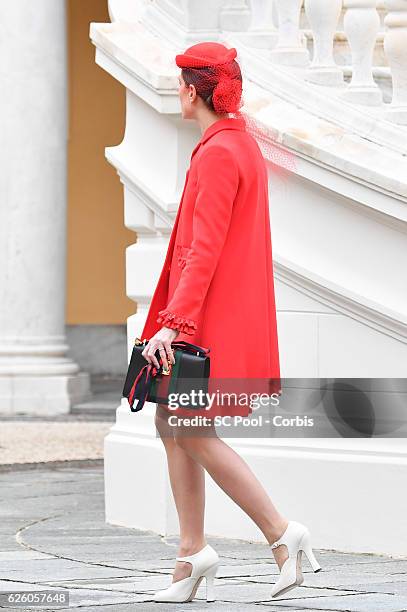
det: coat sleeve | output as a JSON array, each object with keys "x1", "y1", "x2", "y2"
[{"x1": 157, "y1": 145, "x2": 239, "y2": 335}]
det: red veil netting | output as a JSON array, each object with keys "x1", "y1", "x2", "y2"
[{"x1": 175, "y1": 44, "x2": 296, "y2": 176}]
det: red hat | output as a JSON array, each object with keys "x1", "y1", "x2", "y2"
[
  {"x1": 175, "y1": 42, "x2": 297, "y2": 176},
  {"x1": 175, "y1": 42, "x2": 237, "y2": 69}
]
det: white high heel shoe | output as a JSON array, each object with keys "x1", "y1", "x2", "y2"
[
  {"x1": 270, "y1": 520, "x2": 321, "y2": 598},
  {"x1": 153, "y1": 544, "x2": 220, "y2": 603}
]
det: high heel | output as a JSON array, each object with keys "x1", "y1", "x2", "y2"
[
  {"x1": 270, "y1": 520, "x2": 322, "y2": 598},
  {"x1": 153, "y1": 543, "x2": 220, "y2": 603},
  {"x1": 300, "y1": 528, "x2": 322, "y2": 573}
]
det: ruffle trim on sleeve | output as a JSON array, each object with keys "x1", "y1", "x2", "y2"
[{"x1": 157, "y1": 309, "x2": 197, "y2": 335}]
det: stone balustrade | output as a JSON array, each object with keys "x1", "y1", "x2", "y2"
[
  {"x1": 110, "y1": 0, "x2": 407, "y2": 125},
  {"x1": 272, "y1": 0, "x2": 406, "y2": 122}
]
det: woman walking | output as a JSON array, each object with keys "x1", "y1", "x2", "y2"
[{"x1": 139, "y1": 42, "x2": 321, "y2": 603}]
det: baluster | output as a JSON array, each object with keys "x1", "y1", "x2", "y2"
[
  {"x1": 220, "y1": 0, "x2": 252, "y2": 32},
  {"x1": 242, "y1": 0, "x2": 278, "y2": 49},
  {"x1": 270, "y1": 0, "x2": 310, "y2": 66},
  {"x1": 383, "y1": 0, "x2": 407, "y2": 124},
  {"x1": 341, "y1": 0, "x2": 382, "y2": 105},
  {"x1": 250, "y1": 0, "x2": 274, "y2": 30},
  {"x1": 304, "y1": 0, "x2": 344, "y2": 85}
]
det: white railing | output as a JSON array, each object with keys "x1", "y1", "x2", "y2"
[
  {"x1": 267, "y1": 0, "x2": 407, "y2": 123},
  {"x1": 121, "y1": 0, "x2": 407, "y2": 124}
]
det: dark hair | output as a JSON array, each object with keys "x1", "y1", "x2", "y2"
[{"x1": 181, "y1": 60, "x2": 243, "y2": 113}]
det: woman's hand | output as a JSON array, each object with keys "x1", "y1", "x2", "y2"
[{"x1": 142, "y1": 326, "x2": 179, "y2": 371}]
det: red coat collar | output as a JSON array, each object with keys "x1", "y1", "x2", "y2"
[{"x1": 191, "y1": 116, "x2": 246, "y2": 159}]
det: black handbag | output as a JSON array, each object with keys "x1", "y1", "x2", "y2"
[{"x1": 122, "y1": 338, "x2": 211, "y2": 412}]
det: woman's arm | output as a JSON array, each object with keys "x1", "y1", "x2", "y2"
[{"x1": 157, "y1": 144, "x2": 239, "y2": 335}]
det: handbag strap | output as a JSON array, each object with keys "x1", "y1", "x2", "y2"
[
  {"x1": 128, "y1": 362, "x2": 158, "y2": 412},
  {"x1": 171, "y1": 340, "x2": 210, "y2": 355}
]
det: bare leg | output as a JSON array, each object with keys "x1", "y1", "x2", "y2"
[
  {"x1": 155, "y1": 404, "x2": 207, "y2": 582},
  {"x1": 173, "y1": 420, "x2": 289, "y2": 569}
]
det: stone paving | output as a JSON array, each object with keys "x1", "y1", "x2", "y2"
[
  {"x1": 0, "y1": 376, "x2": 119, "y2": 467},
  {"x1": 0, "y1": 423, "x2": 112, "y2": 466},
  {"x1": 1, "y1": 464, "x2": 407, "y2": 612}
]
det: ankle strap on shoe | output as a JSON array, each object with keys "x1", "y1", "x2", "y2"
[{"x1": 176, "y1": 544, "x2": 211, "y2": 563}]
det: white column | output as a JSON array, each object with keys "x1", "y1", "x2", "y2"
[
  {"x1": 0, "y1": 0, "x2": 90, "y2": 414},
  {"x1": 270, "y1": 0, "x2": 310, "y2": 66},
  {"x1": 383, "y1": 0, "x2": 407, "y2": 124},
  {"x1": 341, "y1": 0, "x2": 383, "y2": 105},
  {"x1": 304, "y1": 0, "x2": 344, "y2": 86}
]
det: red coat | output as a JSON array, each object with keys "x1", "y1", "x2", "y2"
[{"x1": 140, "y1": 117, "x2": 281, "y2": 415}]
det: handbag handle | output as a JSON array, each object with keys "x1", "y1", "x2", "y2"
[
  {"x1": 135, "y1": 337, "x2": 210, "y2": 355},
  {"x1": 170, "y1": 340, "x2": 210, "y2": 355}
]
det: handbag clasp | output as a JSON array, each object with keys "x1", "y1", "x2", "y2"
[{"x1": 161, "y1": 363, "x2": 172, "y2": 376}]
